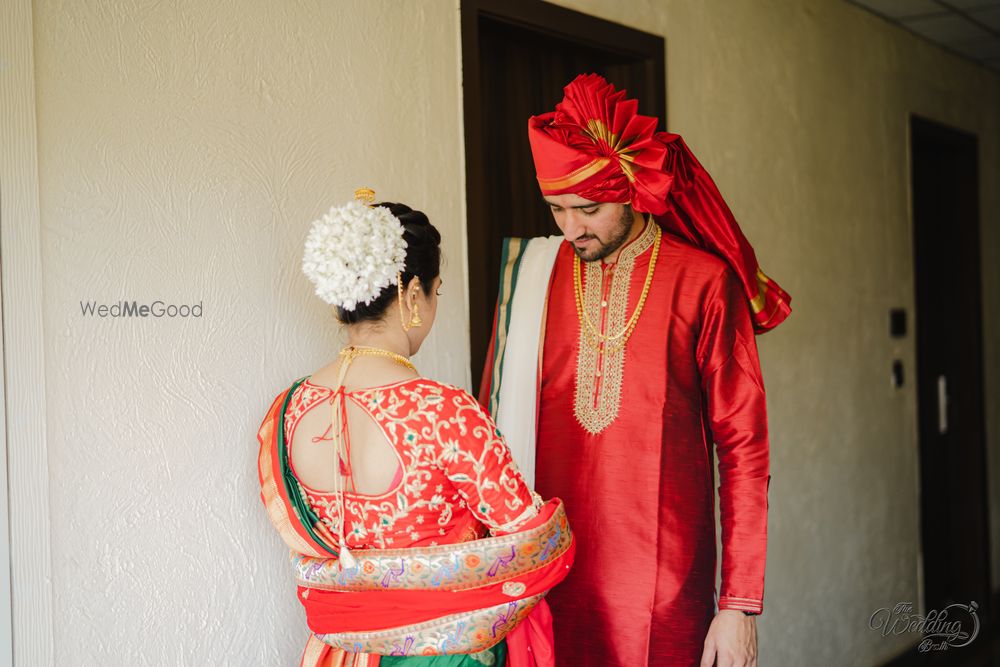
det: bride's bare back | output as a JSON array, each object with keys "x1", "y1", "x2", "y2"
[{"x1": 290, "y1": 354, "x2": 419, "y2": 496}]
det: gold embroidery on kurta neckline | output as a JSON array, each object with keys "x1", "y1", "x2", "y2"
[{"x1": 573, "y1": 220, "x2": 658, "y2": 434}]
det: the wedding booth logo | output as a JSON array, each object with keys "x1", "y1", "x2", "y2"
[
  {"x1": 80, "y1": 300, "x2": 203, "y2": 318},
  {"x1": 869, "y1": 601, "x2": 979, "y2": 652}
]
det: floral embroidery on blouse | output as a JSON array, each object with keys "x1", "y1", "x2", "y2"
[{"x1": 284, "y1": 378, "x2": 539, "y2": 550}]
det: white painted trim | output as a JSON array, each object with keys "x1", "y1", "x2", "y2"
[{"x1": 0, "y1": 0, "x2": 55, "y2": 664}]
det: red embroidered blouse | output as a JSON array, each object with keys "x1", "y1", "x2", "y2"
[{"x1": 284, "y1": 377, "x2": 539, "y2": 550}]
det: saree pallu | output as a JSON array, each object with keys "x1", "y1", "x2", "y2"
[{"x1": 258, "y1": 380, "x2": 575, "y2": 667}]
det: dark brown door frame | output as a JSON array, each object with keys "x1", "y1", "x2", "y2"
[
  {"x1": 911, "y1": 113, "x2": 990, "y2": 619},
  {"x1": 884, "y1": 114, "x2": 992, "y2": 666},
  {"x1": 460, "y1": 0, "x2": 666, "y2": 387}
]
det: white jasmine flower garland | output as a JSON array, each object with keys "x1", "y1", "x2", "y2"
[{"x1": 301, "y1": 199, "x2": 408, "y2": 310}]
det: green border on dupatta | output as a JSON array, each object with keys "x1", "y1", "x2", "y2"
[
  {"x1": 487, "y1": 237, "x2": 529, "y2": 418},
  {"x1": 279, "y1": 376, "x2": 338, "y2": 556}
]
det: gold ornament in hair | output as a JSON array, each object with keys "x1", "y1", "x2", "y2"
[{"x1": 354, "y1": 187, "x2": 376, "y2": 204}]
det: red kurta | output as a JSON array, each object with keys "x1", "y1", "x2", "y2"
[{"x1": 533, "y1": 223, "x2": 770, "y2": 666}]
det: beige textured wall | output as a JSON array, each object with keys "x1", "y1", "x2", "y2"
[
  {"x1": 32, "y1": 1, "x2": 468, "y2": 664},
  {"x1": 27, "y1": 0, "x2": 1000, "y2": 665}
]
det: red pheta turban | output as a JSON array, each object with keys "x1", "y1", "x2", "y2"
[{"x1": 528, "y1": 73, "x2": 791, "y2": 333}]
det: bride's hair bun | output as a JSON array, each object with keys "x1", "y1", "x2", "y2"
[
  {"x1": 301, "y1": 194, "x2": 441, "y2": 324},
  {"x1": 301, "y1": 196, "x2": 408, "y2": 311}
]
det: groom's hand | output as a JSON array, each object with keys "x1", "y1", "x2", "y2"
[{"x1": 699, "y1": 609, "x2": 758, "y2": 667}]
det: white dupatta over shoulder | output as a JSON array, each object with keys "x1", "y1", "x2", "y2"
[{"x1": 484, "y1": 235, "x2": 563, "y2": 488}]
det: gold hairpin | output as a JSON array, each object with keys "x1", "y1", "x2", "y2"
[{"x1": 354, "y1": 187, "x2": 376, "y2": 205}]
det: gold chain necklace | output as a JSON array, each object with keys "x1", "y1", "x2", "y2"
[
  {"x1": 338, "y1": 345, "x2": 417, "y2": 372},
  {"x1": 573, "y1": 222, "x2": 661, "y2": 352}
]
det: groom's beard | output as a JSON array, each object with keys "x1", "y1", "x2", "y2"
[{"x1": 572, "y1": 206, "x2": 635, "y2": 262}]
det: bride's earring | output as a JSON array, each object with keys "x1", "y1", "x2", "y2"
[
  {"x1": 398, "y1": 275, "x2": 423, "y2": 332},
  {"x1": 408, "y1": 301, "x2": 423, "y2": 329},
  {"x1": 397, "y1": 275, "x2": 411, "y2": 331}
]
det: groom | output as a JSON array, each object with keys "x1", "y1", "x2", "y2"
[{"x1": 479, "y1": 74, "x2": 790, "y2": 666}]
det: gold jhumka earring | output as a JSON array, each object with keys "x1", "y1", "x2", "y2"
[{"x1": 397, "y1": 273, "x2": 423, "y2": 331}]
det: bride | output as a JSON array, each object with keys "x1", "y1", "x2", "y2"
[{"x1": 257, "y1": 190, "x2": 574, "y2": 667}]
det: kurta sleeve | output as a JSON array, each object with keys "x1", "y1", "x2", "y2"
[
  {"x1": 435, "y1": 389, "x2": 541, "y2": 534},
  {"x1": 696, "y1": 266, "x2": 771, "y2": 615}
]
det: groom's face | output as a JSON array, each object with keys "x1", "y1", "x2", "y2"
[{"x1": 543, "y1": 193, "x2": 633, "y2": 262}]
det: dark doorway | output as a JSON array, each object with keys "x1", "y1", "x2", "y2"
[
  {"x1": 461, "y1": 0, "x2": 665, "y2": 388},
  {"x1": 911, "y1": 116, "x2": 990, "y2": 624}
]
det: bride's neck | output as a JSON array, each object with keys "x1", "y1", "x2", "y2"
[{"x1": 345, "y1": 323, "x2": 411, "y2": 358}]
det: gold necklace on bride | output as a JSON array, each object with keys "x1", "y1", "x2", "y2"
[{"x1": 338, "y1": 345, "x2": 417, "y2": 372}]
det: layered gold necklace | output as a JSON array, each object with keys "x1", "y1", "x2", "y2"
[
  {"x1": 571, "y1": 217, "x2": 660, "y2": 435},
  {"x1": 572, "y1": 220, "x2": 661, "y2": 353}
]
